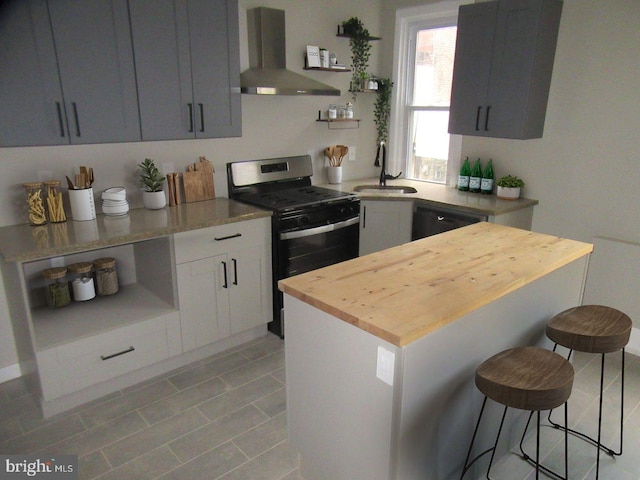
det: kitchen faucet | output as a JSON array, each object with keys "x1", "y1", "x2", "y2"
[{"x1": 376, "y1": 141, "x2": 402, "y2": 186}]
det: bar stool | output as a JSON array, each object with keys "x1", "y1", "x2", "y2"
[
  {"x1": 546, "y1": 305, "x2": 632, "y2": 480},
  {"x1": 460, "y1": 346, "x2": 574, "y2": 480}
]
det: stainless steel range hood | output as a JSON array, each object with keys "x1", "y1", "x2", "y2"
[{"x1": 241, "y1": 7, "x2": 340, "y2": 96}]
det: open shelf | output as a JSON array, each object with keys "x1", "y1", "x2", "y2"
[
  {"x1": 32, "y1": 283, "x2": 176, "y2": 350},
  {"x1": 316, "y1": 119, "x2": 360, "y2": 129},
  {"x1": 304, "y1": 66, "x2": 351, "y2": 72}
]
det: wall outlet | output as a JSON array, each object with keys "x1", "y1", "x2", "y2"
[
  {"x1": 376, "y1": 346, "x2": 395, "y2": 386},
  {"x1": 348, "y1": 146, "x2": 357, "y2": 162}
]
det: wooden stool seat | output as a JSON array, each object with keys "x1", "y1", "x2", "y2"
[
  {"x1": 476, "y1": 346, "x2": 574, "y2": 411},
  {"x1": 546, "y1": 305, "x2": 632, "y2": 353}
]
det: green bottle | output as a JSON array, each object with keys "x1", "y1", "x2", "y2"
[
  {"x1": 481, "y1": 159, "x2": 494, "y2": 194},
  {"x1": 458, "y1": 157, "x2": 471, "y2": 191},
  {"x1": 469, "y1": 158, "x2": 482, "y2": 193}
]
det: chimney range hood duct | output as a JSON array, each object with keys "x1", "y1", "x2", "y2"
[{"x1": 241, "y1": 7, "x2": 340, "y2": 96}]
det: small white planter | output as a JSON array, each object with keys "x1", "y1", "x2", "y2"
[
  {"x1": 142, "y1": 190, "x2": 166, "y2": 209},
  {"x1": 496, "y1": 186, "x2": 521, "y2": 200}
]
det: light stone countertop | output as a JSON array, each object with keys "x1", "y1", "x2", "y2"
[
  {"x1": 0, "y1": 198, "x2": 271, "y2": 263},
  {"x1": 320, "y1": 177, "x2": 538, "y2": 216}
]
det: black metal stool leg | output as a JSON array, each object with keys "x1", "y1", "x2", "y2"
[
  {"x1": 519, "y1": 404, "x2": 569, "y2": 480},
  {"x1": 460, "y1": 397, "x2": 508, "y2": 480},
  {"x1": 548, "y1": 346, "x2": 625, "y2": 466}
]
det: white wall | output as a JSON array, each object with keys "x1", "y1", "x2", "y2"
[{"x1": 0, "y1": 0, "x2": 382, "y2": 375}]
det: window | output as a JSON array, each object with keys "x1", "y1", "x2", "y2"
[{"x1": 390, "y1": 2, "x2": 468, "y2": 185}]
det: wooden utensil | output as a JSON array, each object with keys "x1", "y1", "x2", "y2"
[
  {"x1": 196, "y1": 156, "x2": 215, "y2": 200},
  {"x1": 167, "y1": 173, "x2": 176, "y2": 206},
  {"x1": 183, "y1": 164, "x2": 205, "y2": 203}
]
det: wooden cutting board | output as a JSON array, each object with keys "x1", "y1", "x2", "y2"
[{"x1": 183, "y1": 157, "x2": 215, "y2": 203}]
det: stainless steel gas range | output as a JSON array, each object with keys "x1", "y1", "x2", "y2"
[{"x1": 227, "y1": 155, "x2": 360, "y2": 337}]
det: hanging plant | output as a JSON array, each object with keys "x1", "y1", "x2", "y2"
[
  {"x1": 342, "y1": 17, "x2": 372, "y2": 100},
  {"x1": 374, "y1": 78, "x2": 393, "y2": 146}
]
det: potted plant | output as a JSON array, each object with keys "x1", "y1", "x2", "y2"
[
  {"x1": 496, "y1": 175, "x2": 525, "y2": 200},
  {"x1": 138, "y1": 158, "x2": 166, "y2": 209},
  {"x1": 342, "y1": 17, "x2": 372, "y2": 99},
  {"x1": 373, "y1": 78, "x2": 393, "y2": 168}
]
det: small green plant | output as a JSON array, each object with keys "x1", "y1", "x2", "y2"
[
  {"x1": 496, "y1": 175, "x2": 525, "y2": 188},
  {"x1": 374, "y1": 78, "x2": 393, "y2": 146},
  {"x1": 342, "y1": 17, "x2": 372, "y2": 99},
  {"x1": 138, "y1": 158, "x2": 166, "y2": 192}
]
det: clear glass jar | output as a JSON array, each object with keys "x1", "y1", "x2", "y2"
[
  {"x1": 328, "y1": 104, "x2": 337, "y2": 119},
  {"x1": 94, "y1": 257, "x2": 119, "y2": 296},
  {"x1": 43, "y1": 180, "x2": 66, "y2": 223},
  {"x1": 338, "y1": 105, "x2": 347, "y2": 119},
  {"x1": 67, "y1": 262, "x2": 95, "y2": 301},
  {"x1": 345, "y1": 103, "x2": 354, "y2": 119},
  {"x1": 42, "y1": 267, "x2": 71, "y2": 308},
  {"x1": 23, "y1": 182, "x2": 47, "y2": 226}
]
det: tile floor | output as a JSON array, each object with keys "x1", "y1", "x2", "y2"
[{"x1": 0, "y1": 333, "x2": 638, "y2": 480}]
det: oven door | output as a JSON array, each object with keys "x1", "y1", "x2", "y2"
[
  {"x1": 270, "y1": 214, "x2": 359, "y2": 337},
  {"x1": 280, "y1": 216, "x2": 360, "y2": 277}
]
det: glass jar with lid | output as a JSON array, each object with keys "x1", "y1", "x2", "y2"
[
  {"x1": 23, "y1": 182, "x2": 47, "y2": 226},
  {"x1": 67, "y1": 262, "x2": 95, "y2": 301},
  {"x1": 94, "y1": 257, "x2": 119, "y2": 296},
  {"x1": 328, "y1": 104, "x2": 337, "y2": 119},
  {"x1": 42, "y1": 267, "x2": 71, "y2": 308}
]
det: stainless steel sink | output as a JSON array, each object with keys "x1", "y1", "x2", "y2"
[{"x1": 353, "y1": 185, "x2": 418, "y2": 194}]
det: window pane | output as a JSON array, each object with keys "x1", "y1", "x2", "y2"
[
  {"x1": 409, "y1": 110, "x2": 450, "y2": 183},
  {"x1": 412, "y1": 27, "x2": 457, "y2": 107}
]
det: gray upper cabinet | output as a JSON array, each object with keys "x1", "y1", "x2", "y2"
[
  {"x1": 0, "y1": 0, "x2": 67, "y2": 147},
  {"x1": 0, "y1": 0, "x2": 141, "y2": 147},
  {"x1": 129, "y1": 0, "x2": 241, "y2": 141},
  {"x1": 448, "y1": 0, "x2": 563, "y2": 139}
]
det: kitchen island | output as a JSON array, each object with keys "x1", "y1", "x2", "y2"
[{"x1": 278, "y1": 222, "x2": 592, "y2": 480}]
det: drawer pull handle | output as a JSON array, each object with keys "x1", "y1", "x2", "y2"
[
  {"x1": 222, "y1": 261, "x2": 228, "y2": 288},
  {"x1": 214, "y1": 233, "x2": 242, "y2": 241},
  {"x1": 56, "y1": 102, "x2": 65, "y2": 137},
  {"x1": 232, "y1": 258, "x2": 238, "y2": 285},
  {"x1": 100, "y1": 346, "x2": 135, "y2": 361}
]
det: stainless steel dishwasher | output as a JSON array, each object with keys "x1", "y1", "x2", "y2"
[{"x1": 412, "y1": 204, "x2": 487, "y2": 240}]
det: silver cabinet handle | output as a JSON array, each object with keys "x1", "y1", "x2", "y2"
[{"x1": 280, "y1": 216, "x2": 359, "y2": 240}]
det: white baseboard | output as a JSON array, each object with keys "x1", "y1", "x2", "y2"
[{"x1": 0, "y1": 363, "x2": 22, "y2": 385}]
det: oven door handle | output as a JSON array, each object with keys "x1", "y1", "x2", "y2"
[{"x1": 280, "y1": 216, "x2": 359, "y2": 240}]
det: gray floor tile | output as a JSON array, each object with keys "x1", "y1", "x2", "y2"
[
  {"x1": 198, "y1": 375, "x2": 283, "y2": 422},
  {"x1": 169, "y1": 404, "x2": 269, "y2": 463},
  {"x1": 217, "y1": 440, "x2": 299, "y2": 480},
  {"x1": 158, "y1": 441, "x2": 248, "y2": 480},
  {"x1": 78, "y1": 450, "x2": 111, "y2": 480},
  {"x1": 0, "y1": 413, "x2": 86, "y2": 454},
  {"x1": 168, "y1": 352, "x2": 250, "y2": 391},
  {"x1": 102, "y1": 408, "x2": 209, "y2": 468},
  {"x1": 95, "y1": 445, "x2": 182, "y2": 480},
  {"x1": 220, "y1": 350, "x2": 285, "y2": 388},
  {"x1": 253, "y1": 387, "x2": 287, "y2": 418},
  {"x1": 139, "y1": 377, "x2": 231, "y2": 425},
  {"x1": 233, "y1": 411, "x2": 288, "y2": 459},
  {"x1": 80, "y1": 379, "x2": 178, "y2": 428},
  {"x1": 41, "y1": 411, "x2": 148, "y2": 458}
]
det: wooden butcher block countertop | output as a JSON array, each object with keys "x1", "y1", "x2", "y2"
[{"x1": 278, "y1": 223, "x2": 593, "y2": 347}]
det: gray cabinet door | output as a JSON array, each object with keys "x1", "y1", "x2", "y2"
[
  {"x1": 449, "y1": 0, "x2": 562, "y2": 139},
  {"x1": 188, "y1": 0, "x2": 241, "y2": 138},
  {"x1": 130, "y1": 0, "x2": 241, "y2": 140},
  {"x1": 0, "y1": 0, "x2": 67, "y2": 147},
  {"x1": 47, "y1": 0, "x2": 140, "y2": 144}
]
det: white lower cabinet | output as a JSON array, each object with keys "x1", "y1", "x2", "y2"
[
  {"x1": 175, "y1": 217, "x2": 272, "y2": 352},
  {"x1": 359, "y1": 200, "x2": 414, "y2": 256},
  {"x1": 37, "y1": 312, "x2": 179, "y2": 400}
]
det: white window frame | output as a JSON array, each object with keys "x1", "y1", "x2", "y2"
[{"x1": 389, "y1": 0, "x2": 471, "y2": 186}]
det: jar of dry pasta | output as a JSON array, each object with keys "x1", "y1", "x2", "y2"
[
  {"x1": 23, "y1": 182, "x2": 47, "y2": 226},
  {"x1": 42, "y1": 267, "x2": 71, "y2": 308},
  {"x1": 93, "y1": 257, "x2": 119, "y2": 296}
]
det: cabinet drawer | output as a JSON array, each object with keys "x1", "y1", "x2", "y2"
[
  {"x1": 174, "y1": 217, "x2": 270, "y2": 264},
  {"x1": 37, "y1": 314, "x2": 176, "y2": 400}
]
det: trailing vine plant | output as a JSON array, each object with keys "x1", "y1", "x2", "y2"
[
  {"x1": 341, "y1": 17, "x2": 372, "y2": 100},
  {"x1": 374, "y1": 78, "x2": 393, "y2": 146}
]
